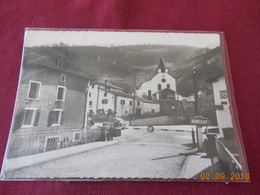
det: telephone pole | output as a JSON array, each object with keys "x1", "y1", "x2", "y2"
[
  {"x1": 133, "y1": 73, "x2": 137, "y2": 119},
  {"x1": 193, "y1": 67, "x2": 198, "y2": 115},
  {"x1": 193, "y1": 67, "x2": 204, "y2": 152}
]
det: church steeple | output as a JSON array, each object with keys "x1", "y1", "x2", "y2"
[{"x1": 156, "y1": 57, "x2": 168, "y2": 73}]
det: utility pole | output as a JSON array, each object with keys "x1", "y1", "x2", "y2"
[
  {"x1": 193, "y1": 67, "x2": 204, "y2": 152},
  {"x1": 83, "y1": 81, "x2": 90, "y2": 131},
  {"x1": 132, "y1": 73, "x2": 137, "y2": 120},
  {"x1": 193, "y1": 67, "x2": 198, "y2": 115}
]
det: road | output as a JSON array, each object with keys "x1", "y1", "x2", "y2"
[{"x1": 6, "y1": 128, "x2": 196, "y2": 179}]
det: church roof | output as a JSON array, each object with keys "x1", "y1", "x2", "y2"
[{"x1": 156, "y1": 57, "x2": 166, "y2": 70}]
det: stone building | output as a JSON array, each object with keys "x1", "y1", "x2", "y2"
[{"x1": 7, "y1": 53, "x2": 101, "y2": 158}]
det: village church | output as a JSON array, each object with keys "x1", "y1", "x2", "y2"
[{"x1": 135, "y1": 57, "x2": 179, "y2": 101}]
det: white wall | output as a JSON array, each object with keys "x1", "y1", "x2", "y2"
[
  {"x1": 87, "y1": 84, "x2": 160, "y2": 117},
  {"x1": 116, "y1": 96, "x2": 134, "y2": 116},
  {"x1": 87, "y1": 84, "x2": 99, "y2": 114},
  {"x1": 136, "y1": 72, "x2": 176, "y2": 98},
  {"x1": 97, "y1": 90, "x2": 115, "y2": 113},
  {"x1": 212, "y1": 76, "x2": 233, "y2": 137}
]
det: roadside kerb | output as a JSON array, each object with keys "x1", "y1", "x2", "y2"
[
  {"x1": 2, "y1": 141, "x2": 117, "y2": 172},
  {"x1": 134, "y1": 127, "x2": 185, "y2": 132}
]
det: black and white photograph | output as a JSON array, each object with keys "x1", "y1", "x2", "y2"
[{"x1": 0, "y1": 30, "x2": 248, "y2": 181}]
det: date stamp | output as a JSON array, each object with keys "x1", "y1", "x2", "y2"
[{"x1": 200, "y1": 173, "x2": 250, "y2": 180}]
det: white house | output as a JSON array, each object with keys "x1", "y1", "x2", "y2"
[
  {"x1": 135, "y1": 58, "x2": 178, "y2": 100},
  {"x1": 207, "y1": 73, "x2": 233, "y2": 138},
  {"x1": 87, "y1": 79, "x2": 160, "y2": 117}
]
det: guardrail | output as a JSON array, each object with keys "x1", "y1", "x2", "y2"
[
  {"x1": 7, "y1": 128, "x2": 102, "y2": 158},
  {"x1": 215, "y1": 138, "x2": 242, "y2": 173}
]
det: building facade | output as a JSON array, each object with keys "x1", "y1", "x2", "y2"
[
  {"x1": 7, "y1": 53, "x2": 102, "y2": 158},
  {"x1": 135, "y1": 58, "x2": 178, "y2": 100},
  {"x1": 87, "y1": 80, "x2": 160, "y2": 118},
  {"x1": 207, "y1": 74, "x2": 233, "y2": 138}
]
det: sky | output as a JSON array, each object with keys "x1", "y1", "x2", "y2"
[{"x1": 24, "y1": 29, "x2": 221, "y2": 48}]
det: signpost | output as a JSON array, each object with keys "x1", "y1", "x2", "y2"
[
  {"x1": 129, "y1": 109, "x2": 134, "y2": 125},
  {"x1": 190, "y1": 115, "x2": 208, "y2": 152},
  {"x1": 190, "y1": 116, "x2": 208, "y2": 126}
]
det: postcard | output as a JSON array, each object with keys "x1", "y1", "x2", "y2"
[{"x1": 0, "y1": 29, "x2": 249, "y2": 182}]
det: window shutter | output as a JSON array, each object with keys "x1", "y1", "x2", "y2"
[
  {"x1": 60, "y1": 111, "x2": 65, "y2": 125},
  {"x1": 33, "y1": 110, "x2": 41, "y2": 126},
  {"x1": 19, "y1": 110, "x2": 25, "y2": 127},
  {"x1": 47, "y1": 111, "x2": 55, "y2": 126},
  {"x1": 13, "y1": 110, "x2": 25, "y2": 131}
]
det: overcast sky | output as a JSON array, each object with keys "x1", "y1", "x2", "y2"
[{"x1": 24, "y1": 30, "x2": 220, "y2": 48}]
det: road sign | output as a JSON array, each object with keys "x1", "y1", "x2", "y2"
[
  {"x1": 215, "y1": 105, "x2": 224, "y2": 110},
  {"x1": 190, "y1": 116, "x2": 208, "y2": 126}
]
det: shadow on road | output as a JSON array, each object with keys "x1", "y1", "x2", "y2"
[{"x1": 151, "y1": 152, "x2": 199, "y2": 161}]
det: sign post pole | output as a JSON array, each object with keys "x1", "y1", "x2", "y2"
[
  {"x1": 190, "y1": 116, "x2": 208, "y2": 152},
  {"x1": 196, "y1": 125, "x2": 204, "y2": 151}
]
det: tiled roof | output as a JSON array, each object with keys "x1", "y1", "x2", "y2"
[
  {"x1": 100, "y1": 89, "x2": 159, "y2": 104},
  {"x1": 152, "y1": 88, "x2": 176, "y2": 95},
  {"x1": 205, "y1": 72, "x2": 224, "y2": 83},
  {"x1": 90, "y1": 80, "x2": 123, "y2": 90},
  {"x1": 23, "y1": 52, "x2": 94, "y2": 80}
]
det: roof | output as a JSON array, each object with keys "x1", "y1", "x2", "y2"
[
  {"x1": 91, "y1": 80, "x2": 123, "y2": 90},
  {"x1": 101, "y1": 88, "x2": 159, "y2": 104},
  {"x1": 23, "y1": 52, "x2": 94, "y2": 80},
  {"x1": 132, "y1": 58, "x2": 176, "y2": 91},
  {"x1": 156, "y1": 57, "x2": 166, "y2": 70},
  {"x1": 153, "y1": 88, "x2": 176, "y2": 95},
  {"x1": 205, "y1": 72, "x2": 224, "y2": 83}
]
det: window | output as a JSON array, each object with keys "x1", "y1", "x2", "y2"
[
  {"x1": 129, "y1": 101, "x2": 132, "y2": 106},
  {"x1": 151, "y1": 109, "x2": 155, "y2": 113},
  {"x1": 138, "y1": 101, "x2": 140, "y2": 106},
  {"x1": 47, "y1": 110, "x2": 64, "y2": 126},
  {"x1": 53, "y1": 109, "x2": 63, "y2": 126},
  {"x1": 73, "y1": 132, "x2": 81, "y2": 142},
  {"x1": 120, "y1": 100, "x2": 125, "y2": 105},
  {"x1": 158, "y1": 84, "x2": 161, "y2": 90},
  {"x1": 148, "y1": 90, "x2": 152, "y2": 100},
  {"x1": 56, "y1": 86, "x2": 66, "y2": 101},
  {"x1": 21, "y1": 108, "x2": 41, "y2": 128},
  {"x1": 27, "y1": 81, "x2": 41, "y2": 100},
  {"x1": 22, "y1": 108, "x2": 37, "y2": 127},
  {"x1": 125, "y1": 110, "x2": 128, "y2": 114},
  {"x1": 167, "y1": 84, "x2": 170, "y2": 88},
  {"x1": 220, "y1": 90, "x2": 228, "y2": 99},
  {"x1": 89, "y1": 92, "x2": 91, "y2": 97},
  {"x1": 45, "y1": 136, "x2": 60, "y2": 151},
  {"x1": 60, "y1": 74, "x2": 66, "y2": 82},
  {"x1": 104, "y1": 92, "x2": 107, "y2": 97},
  {"x1": 89, "y1": 101, "x2": 92, "y2": 106},
  {"x1": 161, "y1": 78, "x2": 166, "y2": 83},
  {"x1": 102, "y1": 99, "x2": 108, "y2": 104},
  {"x1": 92, "y1": 84, "x2": 94, "y2": 88}
]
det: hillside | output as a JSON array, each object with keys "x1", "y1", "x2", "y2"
[
  {"x1": 23, "y1": 45, "x2": 223, "y2": 96},
  {"x1": 174, "y1": 46, "x2": 224, "y2": 96}
]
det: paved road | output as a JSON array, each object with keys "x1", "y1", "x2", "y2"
[{"x1": 6, "y1": 129, "x2": 196, "y2": 179}]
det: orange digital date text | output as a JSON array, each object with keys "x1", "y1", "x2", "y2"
[{"x1": 199, "y1": 173, "x2": 250, "y2": 180}]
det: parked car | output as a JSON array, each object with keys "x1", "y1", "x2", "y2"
[{"x1": 113, "y1": 118, "x2": 127, "y2": 130}]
